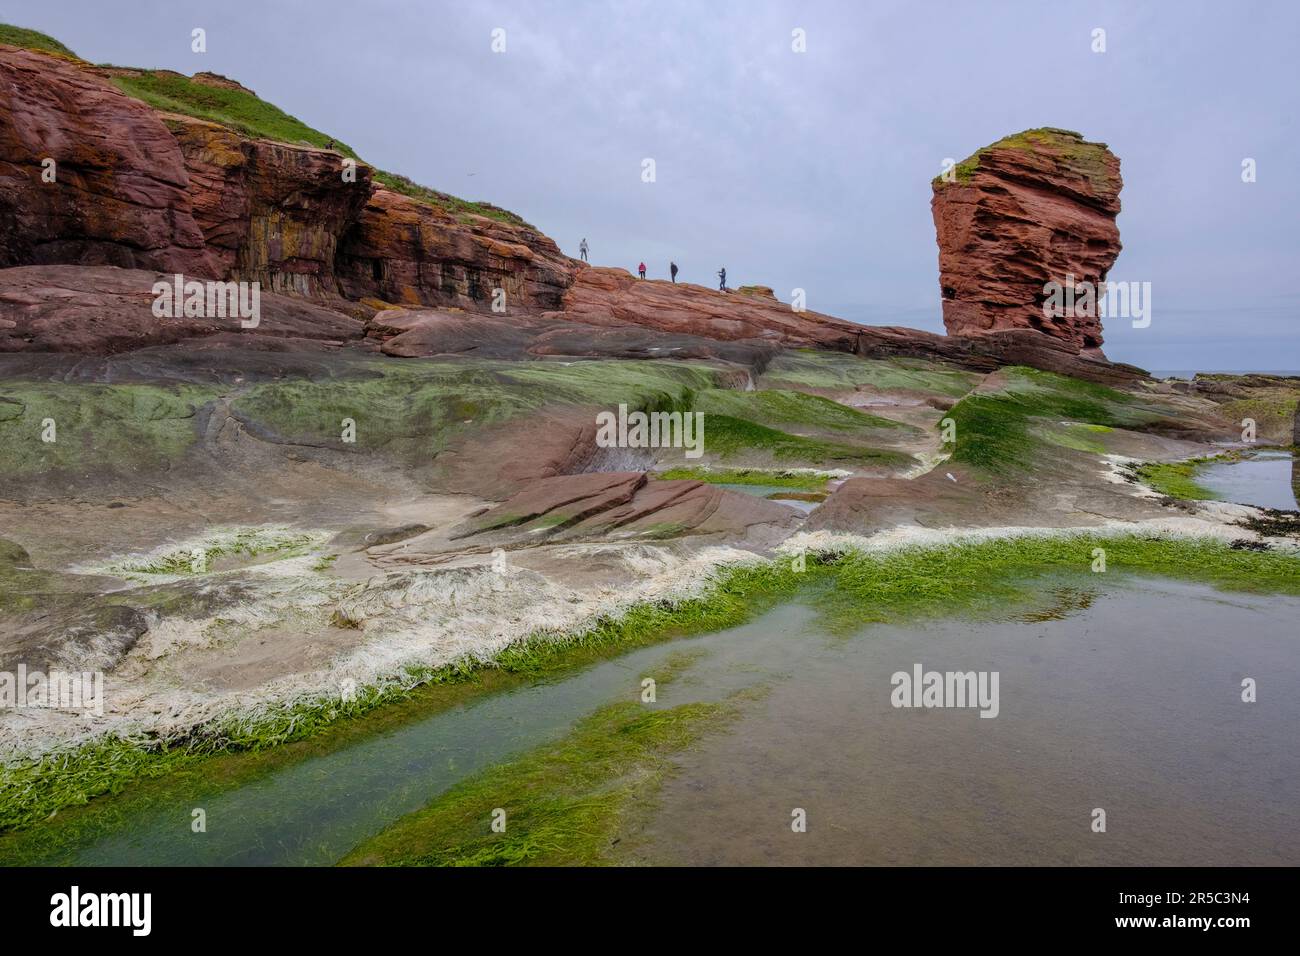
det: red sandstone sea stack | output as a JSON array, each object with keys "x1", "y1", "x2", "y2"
[{"x1": 931, "y1": 128, "x2": 1122, "y2": 352}]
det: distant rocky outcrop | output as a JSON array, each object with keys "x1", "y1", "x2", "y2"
[
  {"x1": 1172, "y1": 372, "x2": 1300, "y2": 445},
  {"x1": 551, "y1": 267, "x2": 862, "y2": 351},
  {"x1": 931, "y1": 128, "x2": 1122, "y2": 351}
]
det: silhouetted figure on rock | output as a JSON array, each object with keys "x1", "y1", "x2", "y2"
[
  {"x1": 670, "y1": 262, "x2": 678, "y2": 283},
  {"x1": 718, "y1": 267, "x2": 727, "y2": 291}
]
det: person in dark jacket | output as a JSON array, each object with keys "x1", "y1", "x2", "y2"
[
  {"x1": 717, "y1": 267, "x2": 727, "y2": 291},
  {"x1": 670, "y1": 262, "x2": 679, "y2": 283}
]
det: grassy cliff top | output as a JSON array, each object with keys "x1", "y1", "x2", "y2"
[
  {"x1": 1, "y1": 23, "x2": 531, "y2": 228},
  {"x1": 935, "y1": 127, "x2": 1114, "y2": 188},
  {"x1": 0, "y1": 23, "x2": 80, "y2": 59},
  {"x1": 110, "y1": 69, "x2": 362, "y2": 157}
]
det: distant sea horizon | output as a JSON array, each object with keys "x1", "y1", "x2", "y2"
[{"x1": 1148, "y1": 370, "x2": 1300, "y2": 380}]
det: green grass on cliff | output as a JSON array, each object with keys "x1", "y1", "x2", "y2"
[
  {"x1": 109, "y1": 69, "x2": 529, "y2": 227},
  {"x1": 0, "y1": 23, "x2": 79, "y2": 59},
  {"x1": 2, "y1": 21, "x2": 530, "y2": 224},
  {"x1": 112, "y1": 71, "x2": 361, "y2": 156},
  {"x1": 933, "y1": 127, "x2": 1114, "y2": 189}
]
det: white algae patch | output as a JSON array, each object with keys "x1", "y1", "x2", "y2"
[
  {"x1": 0, "y1": 532, "x2": 761, "y2": 760},
  {"x1": 79, "y1": 526, "x2": 330, "y2": 584},
  {"x1": 4, "y1": 484, "x2": 1295, "y2": 763}
]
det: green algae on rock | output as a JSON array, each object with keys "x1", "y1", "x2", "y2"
[{"x1": 4, "y1": 531, "x2": 1298, "y2": 837}]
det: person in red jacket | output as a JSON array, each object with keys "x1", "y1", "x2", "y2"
[{"x1": 638, "y1": 262, "x2": 647, "y2": 279}]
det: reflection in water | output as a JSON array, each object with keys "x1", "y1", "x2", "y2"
[
  {"x1": 11, "y1": 578, "x2": 1299, "y2": 867},
  {"x1": 1199, "y1": 450, "x2": 1298, "y2": 510},
  {"x1": 635, "y1": 579, "x2": 1300, "y2": 866}
]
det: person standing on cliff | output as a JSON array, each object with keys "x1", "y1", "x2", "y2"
[
  {"x1": 718, "y1": 267, "x2": 727, "y2": 291},
  {"x1": 638, "y1": 262, "x2": 647, "y2": 279},
  {"x1": 579, "y1": 238, "x2": 588, "y2": 262},
  {"x1": 670, "y1": 262, "x2": 678, "y2": 283}
]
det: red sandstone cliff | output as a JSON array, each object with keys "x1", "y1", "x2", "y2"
[
  {"x1": 0, "y1": 41, "x2": 1145, "y2": 384},
  {"x1": 0, "y1": 46, "x2": 214, "y2": 275},
  {"x1": 164, "y1": 114, "x2": 373, "y2": 298},
  {"x1": 336, "y1": 186, "x2": 572, "y2": 313},
  {"x1": 0, "y1": 42, "x2": 569, "y2": 315}
]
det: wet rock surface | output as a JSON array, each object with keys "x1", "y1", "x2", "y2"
[
  {"x1": 446, "y1": 471, "x2": 801, "y2": 546},
  {"x1": 0, "y1": 265, "x2": 365, "y2": 353}
]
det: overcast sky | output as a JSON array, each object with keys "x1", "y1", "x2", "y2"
[{"x1": 14, "y1": 0, "x2": 1299, "y2": 371}]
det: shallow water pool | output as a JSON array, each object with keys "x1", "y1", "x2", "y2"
[
  {"x1": 6, "y1": 577, "x2": 1297, "y2": 866},
  {"x1": 1199, "y1": 450, "x2": 1298, "y2": 510}
]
